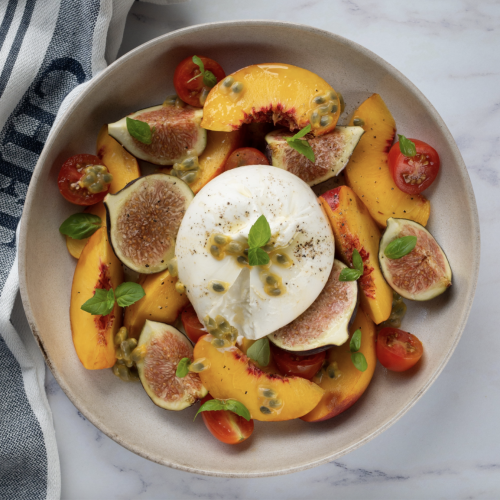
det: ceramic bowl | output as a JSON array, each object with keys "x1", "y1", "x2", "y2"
[{"x1": 19, "y1": 21, "x2": 480, "y2": 477}]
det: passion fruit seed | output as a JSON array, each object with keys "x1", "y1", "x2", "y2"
[
  {"x1": 215, "y1": 316, "x2": 230, "y2": 333},
  {"x1": 114, "y1": 326, "x2": 128, "y2": 345},
  {"x1": 78, "y1": 164, "x2": 112, "y2": 194},
  {"x1": 199, "y1": 87, "x2": 210, "y2": 106},
  {"x1": 130, "y1": 344, "x2": 147, "y2": 363},
  {"x1": 204, "y1": 315, "x2": 216, "y2": 329},
  {"x1": 320, "y1": 115, "x2": 333, "y2": 127},
  {"x1": 163, "y1": 94, "x2": 178, "y2": 106},
  {"x1": 189, "y1": 358, "x2": 210, "y2": 373},
  {"x1": 266, "y1": 275, "x2": 277, "y2": 286},
  {"x1": 269, "y1": 288, "x2": 281, "y2": 296},
  {"x1": 178, "y1": 171, "x2": 198, "y2": 184},
  {"x1": 313, "y1": 95, "x2": 325, "y2": 104},
  {"x1": 268, "y1": 399, "x2": 283, "y2": 409},
  {"x1": 330, "y1": 104, "x2": 338, "y2": 114},
  {"x1": 167, "y1": 257, "x2": 178, "y2": 277},
  {"x1": 237, "y1": 255, "x2": 248, "y2": 265},
  {"x1": 353, "y1": 117, "x2": 364, "y2": 127},
  {"x1": 175, "y1": 281, "x2": 186, "y2": 294},
  {"x1": 231, "y1": 82, "x2": 244, "y2": 93},
  {"x1": 318, "y1": 104, "x2": 331, "y2": 115},
  {"x1": 211, "y1": 281, "x2": 227, "y2": 293},
  {"x1": 175, "y1": 97, "x2": 186, "y2": 108},
  {"x1": 112, "y1": 363, "x2": 139, "y2": 382},
  {"x1": 214, "y1": 234, "x2": 228, "y2": 245},
  {"x1": 273, "y1": 252, "x2": 292, "y2": 268},
  {"x1": 260, "y1": 406, "x2": 272, "y2": 415},
  {"x1": 226, "y1": 241, "x2": 243, "y2": 254},
  {"x1": 259, "y1": 387, "x2": 276, "y2": 398},
  {"x1": 210, "y1": 245, "x2": 220, "y2": 258},
  {"x1": 211, "y1": 338, "x2": 227, "y2": 348},
  {"x1": 311, "y1": 111, "x2": 320, "y2": 124},
  {"x1": 222, "y1": 76, "x2": 234, "y2": 88}
]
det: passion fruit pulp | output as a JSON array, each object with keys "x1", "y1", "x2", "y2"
[
  {"x1": 379, "y1": 218, "x2": 452, "y2": 301},
  {"x1": 136, "y1": 320, "x2": 207, "y2": 411},
  {"x1": 104, "y1": 173, "x2": 193, "y2": 274}
]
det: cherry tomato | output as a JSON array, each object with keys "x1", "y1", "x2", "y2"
[
  {"x1": 270, "y1": 343, "x2": 326, "y2": 380},
  {"x1": 376, "y1": 327, "x2": 423, "y2": 372},
  {"x1": 173, "y1": 56, "x2": 225, "y2": 107},
  {"x1": 199, "y1": 395, "x2": 254, "y2": 445},
  {"x1": 57, "y1": 154, "x2": 111, "y2": 205},
  {"x1": 223, "y1": 147, "x2": 270, "y2": 171},
  {"x1": 388, "y1": 139, "x2": 440, "y2": 195},
  {"x1": 181, "y1": 305, "x2": 206, "y2": 344}
]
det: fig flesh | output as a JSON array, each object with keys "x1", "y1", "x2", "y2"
[
  {"x1": 136, "y1": 320, "x2": 207, "y2": 411},
  {"x1": 108, "y1": 104, "x2": 206, "y2": 165},
  {"x1": 265, "y1": 126, "x2": 364, "y2": 186},
  {"x1": 269, "y1": 260, "x2": 358, "y2": 352},
  {"x1": 379, "y1": 218, "x2": 452, "y2": 301},
  {"x1": 104, "y1": 173, "x2": 193, "y2": 274}
]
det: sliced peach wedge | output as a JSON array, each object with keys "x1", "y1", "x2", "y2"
[
  {"x1": 193, "y1": 334, "x2": 324, "y2": 422},
  {"x1": 70, "y1": 227, "x2": 123, "y2": 369},
  {"x1": 202, "y1": 64, "x2": 341, "y2": 136}
]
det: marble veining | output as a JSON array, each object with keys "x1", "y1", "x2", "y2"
[{"x1": 43, "y1": 0, "x2": 499, "y2": 498}]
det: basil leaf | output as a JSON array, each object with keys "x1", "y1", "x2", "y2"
[
  {"x1": 286, "y1": 138, "x2": 315, "y2": 163},
  {"x1": 176, "y1": 357, "x2": 191, "y2": 378},
  {"x1": 246, "y1": 337, "x2": 270, "y2": 367},
  {"x1": 349, "y1": 329, "x2": 362, "y2": 352},
  {"x1": 126, "y1": 117, "x2": 152, "y2": 145},
  {"x1": 248, "y1": 247, "x2": 270, "y2": 266},
  {"x1": 338, "y1": 268, "x2": 362, "y2": 282},
  {"x1": 248, "y1": 215, "x2": 271, "y2": 249},
  {"x1": 384, "y1": 236, "x2": 417, "y2": 260},
  {"x1": 81, "y1": 288, "x2": 115, "y2": 316},
  {"x1": 192, "y1": 55, "x2": 205, "y2": 75},
  {"x1": 352, "y1": 248, "x2": 363, "y2": 273},
  {"x1": 194, "y1": 398, "x2": 251, "y2": 421},
  {"x1": 59, "y1": 213, "x2": 101, "y2": 240},
  {"x1": 115, "y1": 282, "x2": 146, "y2": 307},
  {"x1": 203, "y1": 70, "x2": 217, "y2": 88},
  {"x1": 351, "y1": 352, "x2": 368, "y2": 372},
  {"x1": 291, "y1": 124, "x2": 311, "y2": 140},
  {"x1": 398, "y1": 134, "x2": 416, "y2": 158}
]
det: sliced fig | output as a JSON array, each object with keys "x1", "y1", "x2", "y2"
[
  {"x1": 379, "y1": 218, "x2": 452, "y2": 301},
  {"x1": 108, "y1": 104, "x2": 207, "y2": 165},
  {"x1": 104, "y1": 173, "x2": 193, "y2": 274},
  {"x1": 136, "y1": 320, "x2": 207, "y2": 410},
  {"x1": 265, "y1": 126, "x2": 364, "y2": 186},
  {"x1": 269, "y1": 260, "x2": 358, "y2": 352}
]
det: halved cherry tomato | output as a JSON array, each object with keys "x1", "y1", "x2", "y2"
[
  {"x1": 57, "y1": 154, "x2": 111, "y2": 205},
  {"x1": 270, "y1": 343, "x2": 326, "y2": 380},
  {"x1": 181, "y1": 305, "x2": 206, "y2": 344},
  {"x1": 388, "y1": 138, "x2": 440, "y2": 195},
  {"x1": 223, "y1": 147, "x2": 269, "y2": 171},
  {"x1": 173, "y1": 56, "x2": 225, "y2": 107},
  {"x1": 199, "y1": 395, "x2": 254, "y2": 445},
  {"x1": 376, "y1": 327, "x2": 423, "y2": 372}
]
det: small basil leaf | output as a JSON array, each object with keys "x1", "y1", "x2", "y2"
[
  {"x1": 176, "y1": 357, "x2": 191, "y2": 378},
  {"x1": 248, "y1": 215, "x2": 271, "y2": 249},
  {"x1": 338, "y1": 268, "x2": 362, "y2": 282},
  {"x1": 192, "y1": 55, "x2": 205, "y2": 75},
  {"x1": 352, "y1": 248, "x2": 363, "y2": 273},
  {"x1": 248, "y1": 247, "x2": 270, "y2": 266},
  {"x1": 246, "y1": 337, "x2": 270, "y2": 367},
  {"x1": 384, "y1": 236, "x2": 417, "y2": 260},
  {"x1": 194, "y1": 398, "x2": 251, "y2": 421},
  {"x1": 81, "y1": 288, "x2": 115, "y2": 316},
  {"x1": 126, "y1": 117, "x2": 153, "y2": 145},
  {"x1": 351, "y1": 352, "x2": 368, "y2": 372},
  {"x1": 291, "y1": 124, "x2": 311, "y2": 140},
  {"x1": 115, "y1": 282, "x2": 146, "y2": 307},
  {"x1": 286, "y1": 138, "x2": 315, "y2": 163},
  {"x1": 349, "y1": 329, "x2": 362, "y2": 352},
  {"x1": 398, "y1": 134, "x2": 416, "y2": 158},
  {"x1": 59, "y1": 213, "x2": 102, "y2": 240},
  {"x1": 203, "y1": 70, "x2": 217, "y2": 88}
]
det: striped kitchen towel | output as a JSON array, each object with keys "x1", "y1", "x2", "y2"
[{"x1": 0, "y1": 1, "x2": 185, "y2": 499}]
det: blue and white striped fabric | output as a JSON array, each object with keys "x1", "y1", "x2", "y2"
[{"x1": 0, "y1": 1, "x2": 184, "y2": 498}]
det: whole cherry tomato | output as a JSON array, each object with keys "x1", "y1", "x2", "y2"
[
  {"x1": 223, "y1": 147, "x2": 270, "y2": 171},
  {"x1": 58, "y1": 154, "x2": 112, "y2": 205},
  {"x1": 270, "y1": 343, "x2": 326, "y2": 380},
  {"x1": 376, "y1": 327, "x2": 423, "y2": 372},
  {"x1": 199, "y1": 395, "x2": 254, "y2": 445},
  {"x1": 181, "y1": 305, "x2": 206, "y2": 344},
  {"x1": 388, "y1": 138, "x2": 440, "y2": 195},
  {"x1": 173, "y1": 55, "x2": 225, "y2": 107}
]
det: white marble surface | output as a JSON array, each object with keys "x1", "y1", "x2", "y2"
[{"x1": 45, "y1": 1, "x2": 499, "y2": 498}]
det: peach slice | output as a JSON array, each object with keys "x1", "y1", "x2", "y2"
[
  {"x1": 194, "y1": 335, "x2": 324, "y2": 422},
  {"x1": 344, "y1": 94, "x2": 430, "y2": 227},
  {"x1": 319, "y1": 186, "x2": 393, "y2": 324},
  {"x1": 301, "y1": 304, "x2": 376, "y2": 422},
  {"x1": 65, "y1": 202, "x2": 107, "y2": 259},
  {"x1": 96, "y1": 125, "x2": 141, "y2": 194},
  {"x1": 202, "y1": 64, "x2": 341, "y2": 136},
  {"x1": 70, "y1": 227, "x2": 124, "y2": 369},
  {"x1": 124, "y1": 269, "x2": 189, "y2": 339}
]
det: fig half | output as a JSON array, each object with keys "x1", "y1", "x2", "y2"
[
  {"x1": 269, "y1": 260, "x2": 358, "y2": 352},
  {"x1": 108, "y1": 104, "x2": 207, "y2": 165},
  {"x1": 265, "y1": 126, "x2": 364, "y2": 186},
  {"x1": 104, "y1": 173, "x2": 193, "y2": 274},
  {"x1": 379, "y1": 218, "x2": 452, "y2": 301},
  {"x1": 136, "y1": 320, "x2": 207, "y2": 411}
]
